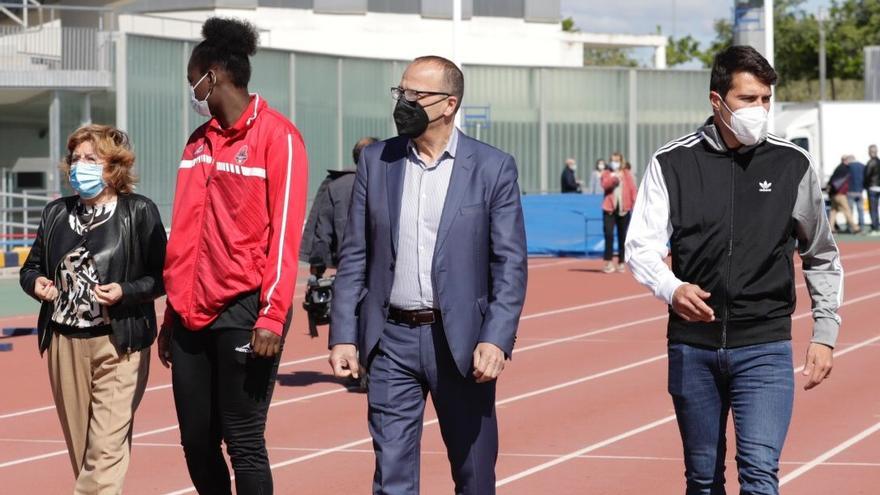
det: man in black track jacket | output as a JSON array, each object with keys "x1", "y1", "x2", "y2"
[{"x1": 625, "y1": 46, "x2": 842, "y2": 495}]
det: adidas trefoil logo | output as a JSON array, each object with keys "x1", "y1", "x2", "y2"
[{"x1": 758, "y1": 180, "x2": 772, "y2": 192}]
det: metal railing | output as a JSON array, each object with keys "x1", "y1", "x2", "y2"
[
  {"x1": 117, "y1": 12, "x2": 272, "y2": 44},
  {"x1": 0, "y1": 24, "x2": 112, "y2": 72},
  {"x1": 0, "y1": 190, "x2": 58, "y2": 249},
  {"x1": 0, "y1": 2, "x2": 113, "y2": 29}
]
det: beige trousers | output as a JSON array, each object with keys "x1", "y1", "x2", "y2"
[
  {"x1": 830, "y1": 193, "x2": 860, "y2": 232},
  {"x1": 47, "y1": 331, "x2": 150, "y2": 495}
]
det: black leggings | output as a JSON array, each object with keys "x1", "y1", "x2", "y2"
[
  {"x1": 603, "y1": 210, "x2": 631, "y2": 261},
  {"x1": 170, "y1": 292, "x2": 286, "y2": 495}
]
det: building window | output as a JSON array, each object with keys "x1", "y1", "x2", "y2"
[
  {"x1": 367, "y1": 0, "x2": 419, "y2": 14},
  {"x1": 259, "y1": 0, "x2": 314, "y2": 8},
  {"x1": 420, "y1": 0, "x2": 471, "y2": 19},
  {"x1": 473, "y1": 0, "x2": 524, "y2": 18},
  {"x1": 15, "y1": 172, "x2": 45, "y2": 190},
  {"x1": 314, "y1": 0, "x2": 368, "y2": 14},
  {"x1": 524, "y1": 0, "x2": 560, "y2": 22}
]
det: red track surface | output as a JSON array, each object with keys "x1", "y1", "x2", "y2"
[{"x1": 1, "y1": 243, "x2": 878, "y2": 494}]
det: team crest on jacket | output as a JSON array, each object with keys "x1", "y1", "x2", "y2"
[{"x1": 235, "y1": 145, "x2": 249, "y2": 165}]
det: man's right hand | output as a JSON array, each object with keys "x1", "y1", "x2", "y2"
[
  {"x1": 34, "y1": 276, "x2": 58, "y2": 302},
  {"x1": 672, "y1": 284, "x2": 715, "y2": 322},
  {"x1": 329, "y1": 344, "x2": 361, "y2": 379}
]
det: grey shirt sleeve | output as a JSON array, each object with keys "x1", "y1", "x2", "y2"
[{"x1": 792, "y1": 165, "x2": 844, "y2": 348}]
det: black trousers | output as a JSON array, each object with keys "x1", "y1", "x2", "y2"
[
  {"x1": 603, "y1": 210, "x2": 632, "y2": 261},
  {"x1": 170, "y1": 291, "x2": 287, "y2": 495}
]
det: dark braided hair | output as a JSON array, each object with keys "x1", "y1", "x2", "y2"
[{"x1": 190, "y1": 17, "x2": 258, "y2": 88}]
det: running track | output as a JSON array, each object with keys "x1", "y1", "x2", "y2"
[{"x1": 0, "y1": 241, "x2": 878, "y2": 494}]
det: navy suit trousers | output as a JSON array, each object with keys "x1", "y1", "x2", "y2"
[{"x1": 368, "y1": 319, "x2": 498, "y2": 495}]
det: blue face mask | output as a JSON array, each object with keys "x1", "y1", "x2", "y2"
[{"x1": 69, "y1": 161, "x2": 107, "y2": 199}]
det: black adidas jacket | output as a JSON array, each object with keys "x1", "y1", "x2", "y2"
[{"x1": 625, "y1": 119, "x2": 843, "y2": 349}]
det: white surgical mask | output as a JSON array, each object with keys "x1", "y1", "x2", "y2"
[
  {"x1": 609, "y1": 161, "x2": 621, "y2": 171},
  {"x1": 189, "y1": 72, "x2": 213, "y2": 117},
  {"x1": 719, "y1": 98, "x2": 769, "y2": 146}
]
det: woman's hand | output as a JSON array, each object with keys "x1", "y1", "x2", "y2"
[
  {"x1": 157, "y1": 325, "x2": 172, "y2": 368},
  {"x1": 94, "y1": 283, "x2": 123, "y2": 306},
  {"x1": 34, "y1": 276, "x2": 58, "y2": 302},
  {"x1": 251, "y1": 328, "x2": 282, "y2": 358}
]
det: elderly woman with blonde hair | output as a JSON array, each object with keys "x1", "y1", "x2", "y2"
[{"x1": 20, "y1": 124, "x2": 166, "y2": 494}]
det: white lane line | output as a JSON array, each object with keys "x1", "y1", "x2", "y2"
[
  {"x1": 0, "y1": 388, "x2": 355, "y2": 469},
  {"x1": 495, "y1": 416, "x2": 679, "y2": 487},
  {"x1": 779, "y1": 422, "x2": 880, "y2": 486},
  {"x1": 493, "y1": 317, "x2": 880, "y2": 488},
  {"x1": 0, "y1": 405, "x2": 56, "y2": 420},
  {"x1": 7, "y1": 268, "x2": 880, "y2": 476},
  {"x1": 0, "y1": 258, "x2": 626, "y2": 420},
  {"x1": 5, "y1": 439, "x2": 879, "y2": 469},
  {"x1": 5, "y1": 258, "x2": 879, "y2": 421},
  {"x1": 9, "y1": 286, "x2": 880, "y2": 471},
  {"x1": 527, "y1": 259, "x2": 583, "y2": 270},
  {"x1": 0, "y1": 424, "x2": 181, "y2": 468},
  {"x1": 160, "y1": 352, "x2": 673, "y2": 494}
]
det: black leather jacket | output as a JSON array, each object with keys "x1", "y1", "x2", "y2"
[
  {"x1": 20, "y1": 193, "x2": 167, "y2": 354},
  {"x1": 865, "y1": 157, "x2": 880, "y2": 189}
]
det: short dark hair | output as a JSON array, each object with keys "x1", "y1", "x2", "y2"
[
  {"x1": 190, "y1": 17, "x2": 259, "y2": 88},
  {"x1": 352, "y1": 137, "x2": 379, "y2": 165},
  {"x1": 710, "y1": 45, "x2": 778, "y2": 98},
  {"x1": 413, "y1": 55, "x2": 464, "y2": 111}
]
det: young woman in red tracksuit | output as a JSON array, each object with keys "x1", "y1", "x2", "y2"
[{"x1": 156, "y1": 18, "x2": 308, "y2": 495}]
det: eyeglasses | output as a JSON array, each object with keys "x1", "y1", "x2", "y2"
[{"x1": 391, "y1": 86, "x2": 451, "y2": 103}]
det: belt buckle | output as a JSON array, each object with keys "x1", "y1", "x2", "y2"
[{"x1": 420, "y1": 310, "x2": 436, "y2": 325}]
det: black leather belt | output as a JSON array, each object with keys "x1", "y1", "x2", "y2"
[{"x1": 387, "y1": 307, "x2": 441, "y2": 326}]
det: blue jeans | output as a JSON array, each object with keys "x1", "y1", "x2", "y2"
[
  {"x1": 668, "y1": 341, "x2": 794, "y2": 495},
  {"x1": 848, "y1": 192, "x2": 865, "y2": 228},
  {"x1": 868, "y1": 190, "x2": 880, "y2": 231}
]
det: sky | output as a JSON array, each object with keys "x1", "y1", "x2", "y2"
[{"x1": 560, "y1": 0, "x2": 833, "y2": 68}]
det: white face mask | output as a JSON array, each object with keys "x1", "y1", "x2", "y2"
[
  {"x1": 609, "y1": 161, "x2": 621, "y2": 171},
  {"x1": 189, "y1": 72, "x2": 213, "y2": 117},
  {"x1": 719, "y1": 97, "x2": 769, "y2": 146}
]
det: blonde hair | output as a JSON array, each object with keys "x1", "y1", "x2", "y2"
[{"x1": 62, "y1": 124, "x2": 137, "y2": 194}]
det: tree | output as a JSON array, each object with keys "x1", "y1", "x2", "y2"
[
  {"x1": 773, "y1": 1, "x2": 819, "y2": 82},
  {"x1": 696, "y1": 19, "x2": 733, "y2": 68},
  {"x1": 826, "y1": 0, "x2": 880, "y2": 80},
  {"x1": 562, "y1": 16, "x2": 639, "y2": 67},
  {"x1": 583, "y1": 48, "x2": 638, "y2": 68},
  {"x1": 666, "y1": 34, "x2": 701, "y2": 67}
]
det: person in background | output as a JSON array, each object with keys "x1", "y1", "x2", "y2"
[
  {"x1": 560, "y1": 157, "x2": 583, "y2": 193},
  {"x1": 587, "y1": 159, "x2": 606, "y2": 194},
  {"x1": 601, "y1": 152, "x2": 637, "y2": 273},
  {"x1": 301, "y1": 136, "x2": 379, "y2": 270},
  {"x1": 846, "y1": 153, "x2": 866, "y2": 230},
  {"x1": 827, "y1": 155, "x2": 860, "y2": 234},
  {"x1": 20, "y1": 124, "x2": 166, "y2": 495},
  {"x1": 864, "y1": 145, "x2": 880, "y2": 235}
]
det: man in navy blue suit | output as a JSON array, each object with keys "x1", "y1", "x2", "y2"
[{"x1": 328, "y1": 55, "x2": 528, "y2": 495}]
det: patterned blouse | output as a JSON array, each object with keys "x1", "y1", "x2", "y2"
[{"x1": 51, "y1": 201, "x2": 117, "y2": 328}]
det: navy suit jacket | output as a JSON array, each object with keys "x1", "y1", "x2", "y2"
[{"x1": 329, "y1": 131, "x2": 528, "y2": 376}]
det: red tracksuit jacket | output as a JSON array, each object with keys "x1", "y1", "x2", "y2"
[{"x1": 163, "y1": 94, "x2": 308, "y2": 335}]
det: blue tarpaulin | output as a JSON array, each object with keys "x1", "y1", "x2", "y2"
[{"x1": 521, "y1": 194, "x2": 610, "y2": 257}]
